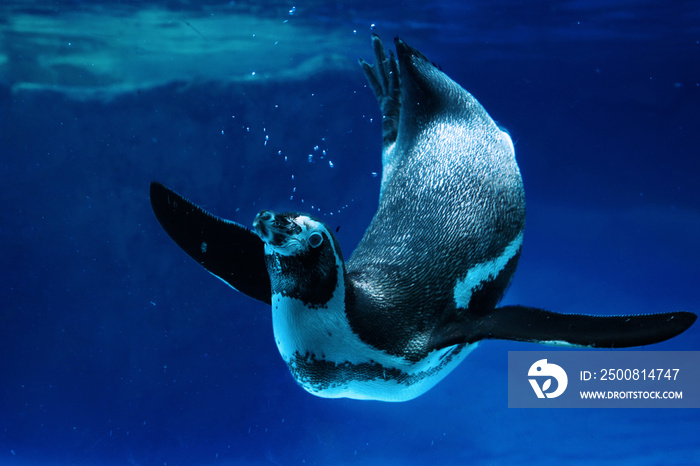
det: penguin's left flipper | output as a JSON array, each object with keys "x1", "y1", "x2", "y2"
[
  {"x1": 149, "y1": 182, "x2": 271, "y2": 304},
  {"x1": 467, "y1": 306, "x2": 697, "y2": 348}
]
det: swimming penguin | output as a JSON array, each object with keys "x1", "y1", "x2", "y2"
[{"x1": 149, "y1": 35, "x2": 696, "y2": 402}]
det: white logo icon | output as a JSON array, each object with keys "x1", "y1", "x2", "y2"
[{"x1": 528, "y1": 359, "x2": 568, "y2": 399}]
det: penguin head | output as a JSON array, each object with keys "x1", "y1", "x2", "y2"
[
  {"x1": 253, "y1": 210, "x2": 328, "y2": 256},
  {"x1": 253, "y1": 210, "x2": 344, "y2": 307}
]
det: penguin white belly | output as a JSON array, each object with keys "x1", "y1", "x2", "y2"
[{"x1": 271, "y1": 289, "x2": 477, "y2": 402}]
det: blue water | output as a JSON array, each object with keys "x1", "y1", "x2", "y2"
[{"x1": 1, "y1": 1, "x2": 699, "y2": 464}]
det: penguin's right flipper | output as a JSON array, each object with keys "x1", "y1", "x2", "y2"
[
  {"x1": 150, "y1": 182, "x2": 271, "y2": 305},
  {"x1": 469, "y1": 305, "x2": 697, "y2": 348}
]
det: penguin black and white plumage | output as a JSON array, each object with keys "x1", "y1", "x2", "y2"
[{"x1": 149, "y1": 35, "x2": 696, "y2": 402}]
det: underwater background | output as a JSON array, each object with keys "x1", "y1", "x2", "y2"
[{"x1": 1, "y1": 1, "x2": 699, "y2": 464}]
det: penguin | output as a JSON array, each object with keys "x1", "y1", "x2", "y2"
[{"x1": 149, "y1": 35, "x2": 696, "y2": 402}]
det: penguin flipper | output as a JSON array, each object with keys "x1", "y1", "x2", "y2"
[
  {"x1": 469, "y1": 305, "x2": 697, "y2": 348},
  {"x1": 149, "y1": 182, "x2": 271, "y2": 304}
]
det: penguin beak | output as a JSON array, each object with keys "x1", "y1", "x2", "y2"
[
  {"x1": 253, "y1": 210, "x2": 274, "y2": 243},
  {"x1": 253, "y1": 210, "x2": 303, "y2": 248}
]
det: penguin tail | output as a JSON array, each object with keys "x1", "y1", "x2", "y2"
[{"x1": 469, "y1": 306, "x2": 697, "y2": 348}]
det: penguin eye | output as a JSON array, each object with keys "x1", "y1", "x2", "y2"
[{"x1": 308, "y1": 232, "x2": 324, "y2": 248}]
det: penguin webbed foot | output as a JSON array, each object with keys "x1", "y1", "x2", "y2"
[
  {"x1": 359, "y1": 34, "x2": 401, "y2": 148},
  {"x1": 475, "y1": 305, "x2": 697, "y2": 348}
]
